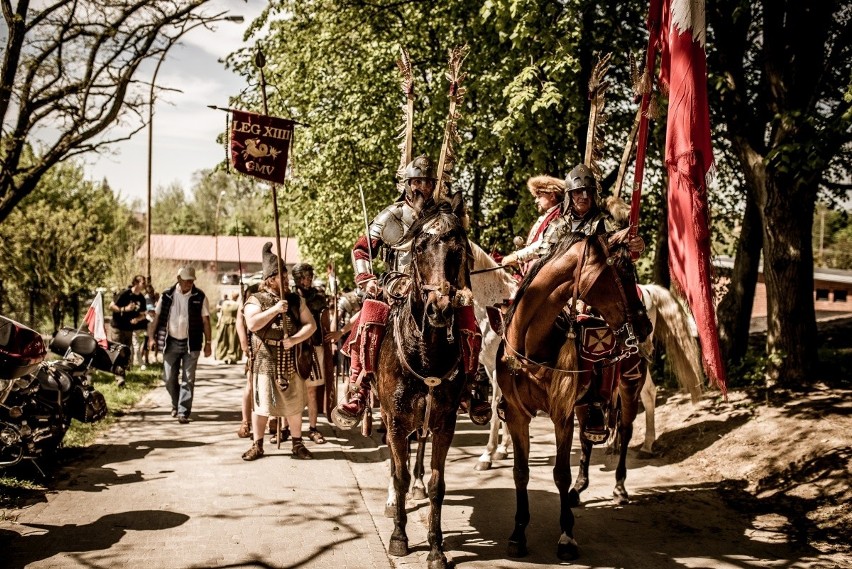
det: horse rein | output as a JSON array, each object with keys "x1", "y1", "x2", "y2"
[{"x1": 503, "y1": 234, "x2": 641, "y2": 376}]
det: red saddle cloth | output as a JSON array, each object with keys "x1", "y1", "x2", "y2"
[{"x1": 343, "y1": 298, "x2": 389, "y2": 375}]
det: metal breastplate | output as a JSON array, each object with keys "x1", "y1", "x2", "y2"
[{"x1": 371, "y1": 202, "x2": 416, "y2": 273}]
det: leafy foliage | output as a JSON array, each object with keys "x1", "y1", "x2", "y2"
[{"x1": 0, "y1": 157, "x2": 140, "y2": 330}]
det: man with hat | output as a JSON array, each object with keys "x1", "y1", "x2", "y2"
[
  {"x1": 150, "y1": 266, "x2": 213, "y2": 424},
  {"x1": 241, "y1": 243, "x2": 317, "y2": 461},
  {"x1": 500, "y1": 175, "x2": 566, "y2": 273}
]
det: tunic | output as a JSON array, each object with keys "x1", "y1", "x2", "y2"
[{"x1": 246, "y1": 288, "x2": 306, "y2": 418}]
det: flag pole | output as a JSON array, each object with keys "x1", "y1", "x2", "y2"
[
  {"x1": 628, "y1": 0, "x2": 664, "y2": 251},
  {"x1": 254, "y1": 48, "x2": 287, "y2": 300}
]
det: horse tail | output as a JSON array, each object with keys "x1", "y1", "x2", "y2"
[
  {"x1": 645, "y1": 284, "x2": 704, "y2": 403},
  {"x1": 548, "y1": 336, "x2": 580, "y2": 429}
]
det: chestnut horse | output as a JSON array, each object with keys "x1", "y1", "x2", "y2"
[
  {"x1": 377, "y1": 195, "x2": 472, "y2": 569},
  {"x1": 496, "y1": 231, "x2": 652, "y2": 561}
]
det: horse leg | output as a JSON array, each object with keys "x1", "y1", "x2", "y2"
[
  {"x1": 553, "y1": 417, "x2": 579, "y2": 560},
  {"x1": 568, "y1": 407, "x2": 593, "y2": 507},
  {"x1": 476, "y1": 375, "x2": 501, "y2": 471},
  {"x1": 411, "y1": 433, "x2": 428, "y2": 500},
  {"x1": 386, "y1": 422, "x2": 412, "y2": 557},
  {"x1": 613, "y1": 364, "x2": 644, "y2": 505},
  {"x1": 506, "y1": 416, "x2": 532, "y2": 557},
  {"x1": 425, "y1": 429, "x2": 454, "y2": 569},
  {"x1": 496, "y1": 418, "x2": 513, "y2": 460},
  {"x1": 639, "y1": 368, "x2": 657, "y2": 456}
]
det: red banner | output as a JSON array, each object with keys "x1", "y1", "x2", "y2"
[
  {"x1": 657, "y1": 0, "x2": 727, "y2": 394},
  {"x1": 230, "y1": 109, "x2": 293, "y2": 184}
]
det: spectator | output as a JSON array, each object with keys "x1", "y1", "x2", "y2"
[
  {"x1": 109, "y1": 275, "x2": 147, "y2": 362},
  {"x1": 149, "y1": 267, "x2": 213, "y2": 424},
  {"x1": 215, "y1": 291, "x2": 242, "y2": 365}
]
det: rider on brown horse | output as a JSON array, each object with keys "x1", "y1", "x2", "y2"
[
  {"x1": 505, "y1": 163, "x2": 647, "y2": 441},
  {"x1": 331, "y1": 155, "x2": 492, "y2": 429}
]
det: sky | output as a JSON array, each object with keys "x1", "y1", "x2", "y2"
[{"x1": 81, "y1": 0, "x2": 268, "y2": 208}]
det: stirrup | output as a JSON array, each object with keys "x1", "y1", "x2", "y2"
[
  {"x1": 469, "y1": 399, "x2": 493, "y2": 426},
  {"x1": 331, "y1": 391, "x2": 368, "y2": 429}
]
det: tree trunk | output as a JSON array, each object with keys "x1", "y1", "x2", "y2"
[
  {"x1": 717, "y1": 187, "x2": 761, "y2": 366},
  {"x1": 762, "y1": 178, "x2": 818, "y2": 387},
  {"x1": 652, "y1": 201, "x2": 670, "y2": 287}
]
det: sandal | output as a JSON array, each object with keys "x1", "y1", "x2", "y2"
[
  {"x1": 241, "y1": 441, "x2": 264, "y2": 461},
  {"x1": 270, "y1": 428, "x2": 290, "y2": 445},
  {"x1": 307, "y1": 427, "x2": 326, "y2": 445},
  {"x1": 291, "y1": 438, "x2": 313, "y2": 460},
  {"x1": 237, "y1": 421, "x2": 251, "y2": 439}
]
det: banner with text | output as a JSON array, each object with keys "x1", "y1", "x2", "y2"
[{"x1": 230, "y1": 109, "x2": 293, "y2": 184}]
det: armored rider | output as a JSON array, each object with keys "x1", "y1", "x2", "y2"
[
  {"x1": 507, "y1": 164, "x2": 646, "y2": 440},
  {"x1": 331, "y1": 155, "x2": 492, "y2": 429}
]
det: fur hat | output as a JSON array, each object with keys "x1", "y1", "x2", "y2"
[
  {"x1": 261, "y1": 242, "x2": 282, "y2": 281},
  {"x1": 527, "y1": 175, "x2": 566, "y2": 198}
]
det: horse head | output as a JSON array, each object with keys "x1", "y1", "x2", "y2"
[
  {"x1": 405, "y1": 193, "x2": 471, "y2": 330},
  {"x1": 505, "y1": 230, "x2": 651, "y2": 361}
]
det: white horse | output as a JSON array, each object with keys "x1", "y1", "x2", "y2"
[
  {"x1": 636, "y1": 283, "x2": 703, "y2": 454},
  {"x1": 470, "y1": 243, "x2": 518, "y2": 471}
]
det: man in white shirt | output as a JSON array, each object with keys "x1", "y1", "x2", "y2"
[{"x1": 150, "y1": 266, "x2": 213, "y2": 423}]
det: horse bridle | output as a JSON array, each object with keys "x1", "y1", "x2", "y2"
[{"x1": 503, "y1": 234, "x2": 642, "y2": 375}]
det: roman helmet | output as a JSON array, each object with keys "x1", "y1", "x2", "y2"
[
  {"x1": 403, "y1": 155, "x2": 437, "y2": 205},
  {"x1": 564, "y1": 163, "x2": 599, "y2": 211},
  {"x1": 291, "y1": 263, "x2": 314, "y2": 284}
]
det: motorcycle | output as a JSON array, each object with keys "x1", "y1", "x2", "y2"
[{"x1": 0, "y1": 316, "x2": 121, "y2": 469}]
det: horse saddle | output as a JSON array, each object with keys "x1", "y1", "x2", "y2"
[{"x1": 576, "y1": 315, "x2": 618, "y2": 363}]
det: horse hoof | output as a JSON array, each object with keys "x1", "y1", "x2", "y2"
[
  {"x1": 567, "y1": 489, "x2": 581, "y2": 508},
  {"x1": 427, "y1": 553, "x2": 448, "y2": 569},
  {"x1": 389, "y1": 537, "x2": 409, "y2": 557},
  {"x1": 613, "y1": 489, "x2": 630, "y2": 505},
  {"x1": 493, "y1": 450, "x2": 508, "y2": 461},
  {"x1": 637, "y1": 448, "x2": 656, "y2": 459},
  {"x1": 384, "y1": 504, "x2": 395, "y2": 518},
  {"x1": 507, "y1": 539, "x2": 528, "y2": 558},
  {"x1": 557, "y1": 541, "x2": 580, "y2": 561},
  {"x1": 411, "y1": 487, "x2": 428, "y2": 501},
  {"x1": 474, "y1": 460, "x2": 491, "y2": 471}
]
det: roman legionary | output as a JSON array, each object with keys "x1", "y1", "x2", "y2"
[{"x1": 241, "y1": 243, "x2": 316, "y2": 461}]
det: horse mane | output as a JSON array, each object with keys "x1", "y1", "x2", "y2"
[
  {"x1": 504, "y1": 231, "x2": 586, "y2": 330},
  {"x1": 470, "y1": 242, "x2": 517, "y2": 307},
  {"x1": 549, "y1": 336, "x2": 580, "y2": 428}
]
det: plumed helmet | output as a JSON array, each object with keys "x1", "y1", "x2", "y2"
[
  {"x1": 291, "y1": 263, "x2": 314, "y2": 283},
  {"x1": 261, "y1": 242, "x2": 282, "y2": 281},
  {"x1": 403, "y1": 155, "x2": 437, "y2": 182},
  {"x1": 565, "y1": 164, "x2": 597, "y2": 192}
]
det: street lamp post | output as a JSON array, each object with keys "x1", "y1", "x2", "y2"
[
  {"x1": 214, "y1": 189, "x2": 226, "y2": 279},
  {"x1": 145, "y1": 14, "x2": 245, "y2": 284}
]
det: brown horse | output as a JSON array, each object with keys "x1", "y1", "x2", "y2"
[
  {"x1": 377, "y1": 195, "x2": 473, "y2": 569},
  {"x1": 496, "y1": 230, "x2": 653, "y2": 561}
]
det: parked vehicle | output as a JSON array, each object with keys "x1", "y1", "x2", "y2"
[{"x1": 0, "y1": 316, "x2": 122, "y2": 469}]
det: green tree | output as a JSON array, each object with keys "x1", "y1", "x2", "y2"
[
  {"x1": 0, "y1": 157, "x2": 141, "y2": 330},
  {"x1": 0, "y1": 1, "x2": 244, "y2": 224},
  {"x1": 228, "y1": 0, "x2": 652, "y2": 282},
  {"x1": 709, "y1": 1, "x2": 852, "y2": 385}
]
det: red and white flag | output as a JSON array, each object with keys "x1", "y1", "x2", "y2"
[
  {"x1": 84, "y1": 291, "x2": 109, "y2": 349},
  {"x1": 656, "y1": 0, "x2": 727, "y2": 394}
]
